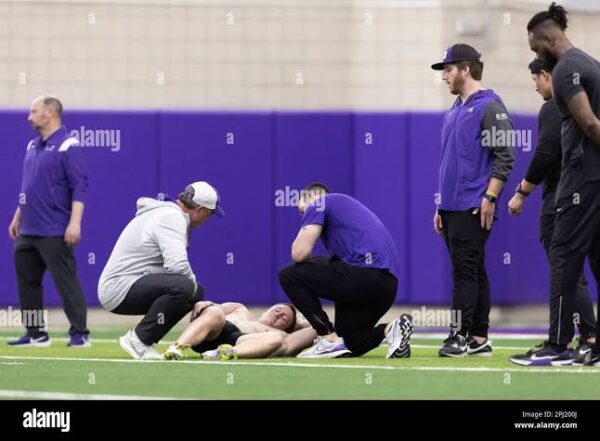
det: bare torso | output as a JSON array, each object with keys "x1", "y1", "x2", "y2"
[{"x1": 225, "y1": 307, "x2": 285, "y2": 335}]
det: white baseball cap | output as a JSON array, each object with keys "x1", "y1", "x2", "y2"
[{"x1": 179, "y1": 181, "x2": 225, "y2": 217}]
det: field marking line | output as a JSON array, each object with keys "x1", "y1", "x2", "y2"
[
  {"x1": 1, "y1": 355, "x2": 599, "y2": 374},
  {"x1": 0, "y1": 389, "x2": 178, "y2": 400}
]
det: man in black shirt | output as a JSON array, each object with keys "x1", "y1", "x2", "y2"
[
  {"x1": 508, "y1": 58, "x2": 596, "y2": 364},
  {"x1": 510, "y1": 3, "x2": 600, "y2": 366}
]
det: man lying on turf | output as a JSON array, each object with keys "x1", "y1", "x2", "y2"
[{"x1": 163, "y1": 301, "x2": 316, "y2": 360}]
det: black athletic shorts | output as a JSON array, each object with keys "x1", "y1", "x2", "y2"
[{"x1": 191, "y1": 321, "x2": 245, "y2": 353}]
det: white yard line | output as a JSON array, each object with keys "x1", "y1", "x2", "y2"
[
  {"x1": 411, "y1": 344, "x2": 528, "y2": 350},
  {"x1": 0, "y1": 336, "x2": 174, "y2": 344},
  {"x1": 1, "y1": 355, "x2": 598, "y2": 374},
  {"x1": 0, "y1": 332, "x2": 548, "y2": 344},
  {"x1": 0, "y1": 389, "x2": 177, "y2": 400}
]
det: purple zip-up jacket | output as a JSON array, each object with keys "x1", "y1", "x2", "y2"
[
  {"x1": 438, "y1": 89, "x2": 515, "y2": 211},
  {"x1": 19, "y1": 126, "x2": 88, "y2": 236}
]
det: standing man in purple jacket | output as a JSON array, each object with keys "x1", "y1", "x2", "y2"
[
  {"x1": 431, "y1": 44, "x2": 515, "y2": 357},
  {"x1": 7, "y1": 96, "x2": 90, "y2": 348}
]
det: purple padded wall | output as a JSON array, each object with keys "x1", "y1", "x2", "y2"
[
  {"x1": 272, "y1": 112, "x2": 354, "y2": 302},
  {"x1": 353, "y1": 113, "x2": 410, "y2": 302},
  {"x1": 0, "y1": 109, "x2": 557, "y2": 308},
  {"x1": 406, "y1": 112, "x2": 451, "y2": 304},
  {"x1": 158, "y1": 112, "x2": 275, "y2": 304}
]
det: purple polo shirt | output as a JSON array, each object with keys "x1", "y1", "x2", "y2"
[{"x1": 19, "y1": 126, "x2": 88, "y2": 236}]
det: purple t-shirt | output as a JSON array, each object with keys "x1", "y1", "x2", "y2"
[{"x1": 301, "y1": 193, "x2": 400, "y2": 279}]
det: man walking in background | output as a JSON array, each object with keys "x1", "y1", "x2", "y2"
[
  {"x1": 508, "y1": 58, "x2": 596, "y2": 364},
  {"x1": 431, "y1": 44, "x2": 515, "y2": 357},
  {"x1": 511, "y1": 2, "x2": 600, "y2": 366},
  {"x1": 278, "y1": 183, "x2": 413, "y2": 359},
  {"x1": 8, "y1": 96, "x2": 90, "y2": 348},
  {"x1": 98, "y1": 181, "x2": 224, "y2": 360}
]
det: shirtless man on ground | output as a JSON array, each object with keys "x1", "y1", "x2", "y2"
[{"x1": 163, "y1": 301, "x2": 316, "y2": 360}]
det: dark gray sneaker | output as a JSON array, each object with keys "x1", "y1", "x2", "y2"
[
  {"x1": 572, "y1": 337, "x2": 593, "y2": 365},
  {"x1": 582, "y1": 351, "x2": 600, "y2": 366},
  {"x1": 466, "y1": 336, "x2": 493, "y2": 357},
  {"x1": 438, "y1": 334, "x2": 467, "y2": 358},
  {"x1": 509, "y1": 341, "x2": 572, "y2": 366}
]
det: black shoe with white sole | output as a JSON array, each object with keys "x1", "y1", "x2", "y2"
[
  {"x1": 438, "y1": 334, "x2": 467, "y2": 358},
  {"x1": 509, "y1": 341, "x2": 572, "y2": 366},
  {"x1": 583, "y1": 351, "x2": 600, "y2": 366},
  {"x1": 572, "y1": 337, "x2": 593, "y2": 365},
  {"x1": 466, "y1": 336, "x2": 493, "y2": 357}
]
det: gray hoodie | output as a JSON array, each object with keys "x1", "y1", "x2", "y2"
[{"x1": 98, "y1": 197, "x2": 197, "y2": 311}]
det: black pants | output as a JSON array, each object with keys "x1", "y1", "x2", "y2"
[
  {"x1": 549, "y1": 181, "x2": 600, "y2": 348},
  {"x1": 111, "y1": 273, "x2": 203, "y2": 345},
  {"x1": 439, "y1": 210, "x2": 491, "y2": 338},
  {"x1": 540, "y1": 201, "x2": 596, "y2": 340},
  {"x1": 278, "y1": 256, "x2": 397, "y2": 356},
  {"x1": 14, "y1": 235, "x2": 88, "y2": 336}
]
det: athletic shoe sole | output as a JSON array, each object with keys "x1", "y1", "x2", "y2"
[
  {"x1": 439, "y1": 351, "x2": 468, "y2": 358},
  {"x1": 119, "y1": 334, "x2": 142, "y2": 360},
  {"x1": 68, "y1": 342, "x2": 91, "y2": 348},
  {"x1": 8, "y1": 340, "x2": 52, "y2": 348},
  {"x1": 386, "y1": 315, "x2": 414, "y2": 359}
]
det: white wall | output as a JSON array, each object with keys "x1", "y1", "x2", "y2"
[{"x1": 0, "y1": 0, "x2": 598, "y2": 112}]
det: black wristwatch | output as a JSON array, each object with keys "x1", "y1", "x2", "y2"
[
  {"x1": 483, "y1": 192, "x2": 497, "y2": 204},
  {"x1": 516, "y1": 183, "x2": 531, "y2": 197}
]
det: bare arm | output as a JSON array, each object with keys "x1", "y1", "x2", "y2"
[
  {"x1": 189, "y1": 301, "x2": 246, "y2": 322},
  {"x1": 478, "y1": 177, "x2": 505, "y2": 230},
  {"x1": 291, "y1": 224, "x2": 322, "y2": 263},
  {"x1": 219, "y1": 302, "x2": 246, "y2": 315},
  {"x1": 508, "y1": 179, "x2": 538, "y2": 216},
  {"x1": 273, "y1": 327, "x2": 317, "y2": 357},
  {"x1": 8, "y1": 207, "x2": 21, "y2": 241},
  {"x1": 64, "y1": 201, "x2": 84, "y2": 246},
  {"x1": 567, "y1": 91, "x2": 600, "y2": 148}
]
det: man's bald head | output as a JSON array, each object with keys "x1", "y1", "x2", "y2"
[
  {"x1": 28, "y1": 95, "x2": 63, "y2": 136},
  {"x1": 32, "y1": 95, "x2": 63, "y2": 119}
]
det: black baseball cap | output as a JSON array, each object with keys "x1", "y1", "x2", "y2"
[{"x1": 431, "y1": 43, "x2": 482, "y2": 70}]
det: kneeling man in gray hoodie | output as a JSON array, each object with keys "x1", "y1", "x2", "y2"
[{"x1": 98, "y1": 181, "x2": 225, "y2": 359}]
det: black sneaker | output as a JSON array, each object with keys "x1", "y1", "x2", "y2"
[
  {"x1": 582, "y1": 351, "x2": 600, "y2": 366},
  {"x1": 509, "y1": 341, "x2": 572, "y2": 366},
  {"x1": 7, "y1": 332, "x2": 51, "y2": 347},
  {"x1": 572, "y1": 337, "x2": 593, "y2": 365},
  {"x1": 466, "y1": 336, "x2": 493, "y2": 357},
  {"x1": 438, "y1": 334, "x2": 467, "y2": 358}
]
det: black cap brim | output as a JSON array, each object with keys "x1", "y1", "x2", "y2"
[{"x1": 431, "y1": 58, "x2": 479, "y2": 71}]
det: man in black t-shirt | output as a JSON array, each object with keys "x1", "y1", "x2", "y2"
[
  {"x1": 510, "y1": 3, "x2": 600, "y2": 366},
  {"x1": 508, "y1": 59, "x2": 596, "y2": 364}
]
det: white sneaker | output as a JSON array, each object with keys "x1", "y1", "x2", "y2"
[
  {"x1": 201, "y1": 345, "x2": 238, "y2": 361},
  {"x1": 141, "y1": 346, "x2": 163, "y2": 360},
  {"x1": 118, "y1": 329, "x2": 162, "y2": 360},
  {"x1": 385, "y1": 314, "x2": 413, "y2": 359},
  {"x1": 163, "y1": 343, "x2": 184, "y2": 360},
  {"x1": 201, "y1": 349, "x2": 219, "y2": 360},
  {"x1": 297, "y1": 336, "x2": 351, "y2": 358}
]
